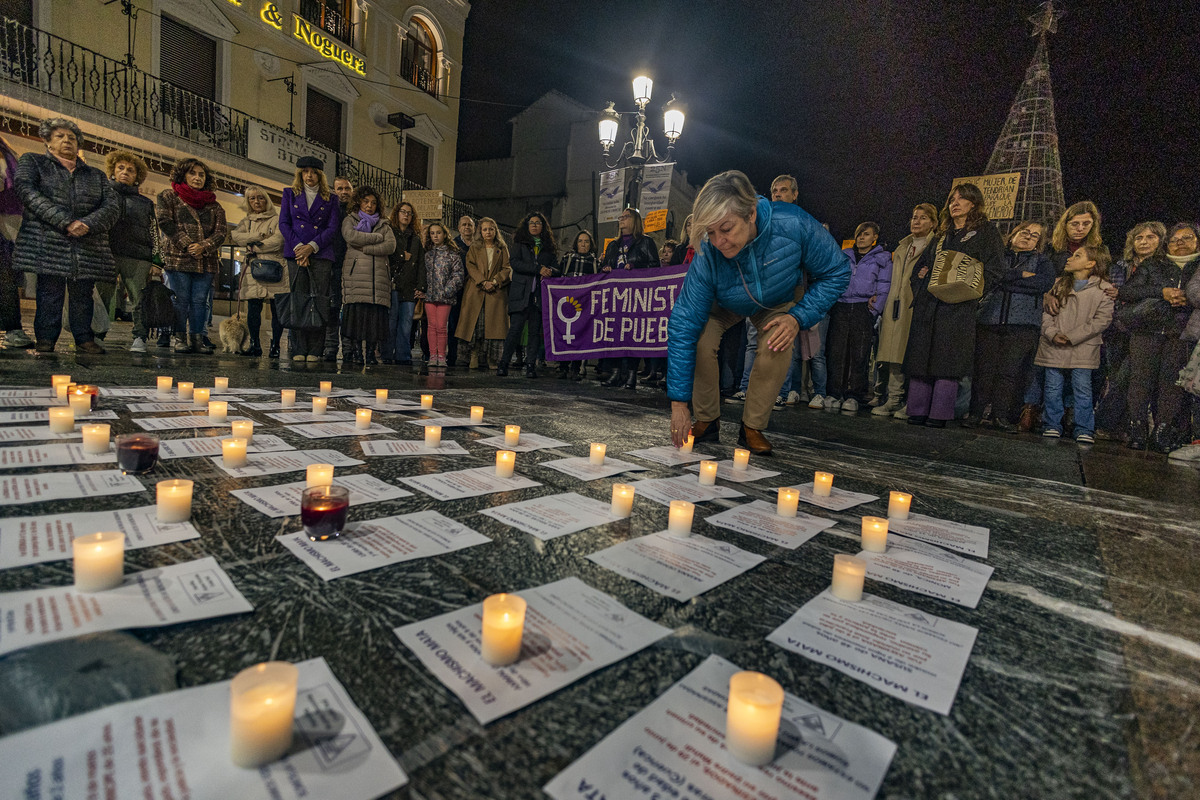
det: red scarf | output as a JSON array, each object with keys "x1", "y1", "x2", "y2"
[{"x1": 172, "y1": 181, "x2": 216, "y2": 209}]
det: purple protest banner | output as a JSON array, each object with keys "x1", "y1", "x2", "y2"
[{"x1": 540, "y1": 265, "x2": 688, "y2": 361}]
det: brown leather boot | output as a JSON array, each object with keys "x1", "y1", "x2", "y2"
[
  {"x1": 690, "y1": 419, "x2": 721, "y2": 444},
  {"x1": 1017, "y1": 403, "x2": 1039, "y2": 432},
  {"x1": 738, "y1": 424, "x2": 773, "y2": 455}
]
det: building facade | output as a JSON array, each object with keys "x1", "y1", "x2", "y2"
[{"x1": 0, "y1": 0, "x2": 471, "y2": 224}]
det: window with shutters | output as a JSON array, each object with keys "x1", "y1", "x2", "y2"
[
  {"x1": 159, "y1": 15, "x2": 220, "y2": 140},
  {"x1": 400, "y1": 18, "x2": 438, "y2": 99},
  {"x1": 305, "y1": 87, "x2": 343, "y2": 153},
  {"x1": 404, "y1": 138, "x2": 430, "y2": 188}
]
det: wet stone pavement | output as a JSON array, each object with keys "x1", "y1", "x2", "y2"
[{"x1": 0, "y1": 326, "x2": 1198, "y2": 799}]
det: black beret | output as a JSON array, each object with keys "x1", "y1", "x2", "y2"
[{"x1": 296, "y1": 156, "x2": 324, "y2": 171}]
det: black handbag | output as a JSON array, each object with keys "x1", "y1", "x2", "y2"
[
  {"x1": 1114, "y1": 297, "x2": 1172, "y2": 333},
  {"x1": 275, "y1": 264, "x2": 327, "y2": 330},
  {"x1": 250, "y1": 258, "x2": 284, "y2": 283},
  {"x1": 140, "y1": 281, "x2": 176, "y2": 329}
]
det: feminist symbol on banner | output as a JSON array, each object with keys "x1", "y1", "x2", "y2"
[{"x1": 557, "y1": 297, "x2": 583, "y2": 343}]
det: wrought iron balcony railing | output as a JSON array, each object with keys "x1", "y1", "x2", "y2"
[
  {"x1": 399, "y1": 56, "x2": 438, "y2": 99},
  {"x1": 298, "y1": 0, "x2": 355, "y2": 49}
]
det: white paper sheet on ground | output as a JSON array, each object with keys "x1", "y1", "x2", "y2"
[
  {"x1": 398, "y1": 466, "x2": 540, "y2": 500},
  {"x1": 133, "y1": 415, "x2": 253, "y2": 431},
  {"x1": 473, "y1": 433, "x2": 572, "y2": 452},
  {"x1": 632, "y1": 475, "x2": 745, "y2": 505},
  {"x1": 857, "y1": 535, "x2": 994, "y2": 608},
  {"x1": 0, "y1": 656, "x2": 408, "y2": 799},
  {"x1": 0, "y1": 388, "x2": 54, "y2": 398},
  {"x1": 624, "y1": 445, "x2": 716, "y2": 466},
  {"x1": 0, "y1": 442, "x2": 116, "y2": 469},
  {"x1": 768, "y1": 589, "x2": 978, "y2": 715},
  {"x1": 0, "y1": 396, "x2": 66, "y2": 408},
  {"x1": 788, "y1": 481, "x2": 879, "y2": 511},
  {"x1": 405, "y1": 416, "x2": 482, "y2": 428},
  {"x1": 232, "y1": 474, "x2": 412, "y2": 518},
  {"x1": 0, "y1": 408, "x2": 117, "y2": 424},
  {"x1": 0, "y1": 425, "x2": 82, "y2": 443},
  {"x1": 887, "y1": 512, "x2": 990, "y2": 558},
  {"x1": 0, "y1": 557, "x2": 251, "y2": 655},
  {"x1": 279, "y1": 510, "x2": 490, "y2": 581},
  {"x1": 479, "y1": 492, "x2": 622, "y2": 541},
  {"x1": 685, "y1": 459, "x2": 782, "y2": 483},
  {"x1": 159, "y1": 435, "x2": 295, "y2": 460},
  {"x1": 587, "y1": 531, "x2": 766, "y2": 601},
  {"x1": 207, "y1": 386, "x2": 277, "y2": 395},
  {"x1": 394, "y1": 577, "x2": 670, "y2": 724},
  {"x1": 239, "y1": 401, "x2": 296, "y2": 411},
  {"x1": 0, "y1": 505, "x2": 199, "y2": 570},
  {"x1": 543, "y1": 654, "x2": 896, "y2": 800},
  {"x1": 704, "y1": 499, "x2": 836, "y2": 549},
  {"x1": 348, "y1": 397, "x2": 427, "y2": 411},
  {"x1": 210, "y1": 450, "x2": 364, "y2": 478},
  {"x1": 126, "y1": 401, "x2": 244, "y2": 413},
  {"x1": 266, "y1": 410, "x2": 358, "y2": 424},
  {"x1": 359, "y1": 439, "x2": 470, "y2": 457},
  {"x1": 306, "y1": 388, "x2": 371, "y2": 398},
  {"x1": 286, "y1": 422, "x2": 394, "y2": 439},
  {"x1": 89, "y1": 387, "x2": 161, "y2": 398},
  {"x1": 538, "y1": 456, "x2": 649, "y2": 481},
  {"x1": 0, "y1": 470, "x2": 145, "y2": 506}
]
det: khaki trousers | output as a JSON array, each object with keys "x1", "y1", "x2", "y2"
[{"x1": 693, "y1": 290, "x2": 800, "y2": 430}]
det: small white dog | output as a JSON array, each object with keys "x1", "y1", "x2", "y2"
[{"x1": 218, "y1": 313, "x2": 251, "y2": 354}]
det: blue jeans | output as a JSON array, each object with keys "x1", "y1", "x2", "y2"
[
  {"x1": 384, "y1": 292, "x2": 415, "y2": 362},
  {"x1": 738, "y1": 326, "x2": 759, "y2": 392},
  {"x1": 167, "y1": 270, "x2": 213, "y2": 337},
  {"x1": 1044, "y1": 367, "x2": 1094, "y2": 437},
  {"x1": 809, "y1": 316, "x2": 829, "y2": 396}
]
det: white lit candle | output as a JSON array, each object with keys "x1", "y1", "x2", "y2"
[
  {"x1": 229, "y1": 661, "x2": 299, "y2": 768},
  {"x1": 231, "y1": 420, "x2": 254, "y2": 442},
  {"x1": 421, "y1": 394, "x2": 434, "y2": 410},
  {"x1": 156, "y1": 375, "x2": 173, "y2": 398},
  {"x1": 68, "y1": 392, "x2": 90, "y2": 416},
  {"x1": 213, "y1": 377, "x2": 229, "y2": 391},
  {"x1": 480, "y1": 593, "x2": 527, "y2": 666},
  {"x1": 375, "y1": 389, "x2": 389, "y2": 407},
  {"x1": 725, "y1": 671, "x2": 784, "y2": 766},
  {"x1": 470, "y1": 405, "x2": 484, "y2": 423},
  {"x1": 81, "y1": 423, "x2": 111, "y2": 454},
  {"x1": 679, "y1": 434, "x2": 694, "y2": 454},
  {"x1": 306, "y1": 463, "x2": 334, "y2": 488},
  {"x1": 495, "y1": 450, "x2": 515, "y2": 479},
  {"x1": 425, "y1": 425, "x2": 442, "y2": 448},
  {"x1": 55, "y1": 383, "x2": 69, "y2": 402},
  {"x1": 208, "y1": 400, "x2": 228, "y2": 423},
  {"x1": 177, "y1": 381, "x2": 194, "y2": 401},
  {"x1": 51, "y1": 374, "x2": 71, "y2": 389},
  {"x1": 611, "y1": 483, "x2": 635, "y2": 518},
  {"x1": 222, "y1": 437, "x2": 248, "y2": 468},
  {"x1": 589, "y1": 443, "x2": 607, "y2": 466},
  {"x1": 355, "y1": 408, "x2": 372, "y2": 430},
  {"x1": 312, "y1": 396, "x2": 328, "y2": 416},
  {"x1": 192, "y1": 387, "x2": 210, "y2": 408},
  {"x1": 813, "y1": 471, "x2": 834, "y2": 497},
  {"x1": 861, "y1": 516, "x2": 889, "y2": 552},
  {"x1": 48, "y1": 406, "x2": 74, "y2": 433},
  {"x1": 888, "y1": 491, "x2": 912, "y2": 520},
  {"x1": 280, "y1": 389, "x2": 296, "y2": 408},
  {"x1": 830, "y1": 554, "x2": 866, "y2": 602},
  {"x1": 72, "y1": 531, "x2": 125, "y2": 592},
  {"x1": 732, "y1": 448, "x2": 751, "y2": 471},
  {"x1": 504, "y1": 425, "x2": 520, "y2": 447},
  {"x1": 777, "y1": 487, "x2": 799, "y2": 518},
  {"x1": 698, "y1": 460, "x2": 718, "y2": 486},
  {"x1": 318, "y1": 381, "x2": 332, "y2": 396},
  {"x1": 156, "y1": 479, "x2": 194, "y2": 523},
  {"x1": 668, "y1": 500, "x2": 694, "y2": 537}
]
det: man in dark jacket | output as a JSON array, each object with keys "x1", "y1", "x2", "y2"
[
  {"x1": 13, "y1": 117, "x2": 119, "y2": 354},
  {"x1": 325, "y1": 175, "x2": 354, "y2": 361},
  {"x1": 101, "y1": 150, "x2": 156, "y2": 353}
]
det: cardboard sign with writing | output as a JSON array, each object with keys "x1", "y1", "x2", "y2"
[{"x1": 951, "y1": 172, "x2": 1022, "y2": 220}]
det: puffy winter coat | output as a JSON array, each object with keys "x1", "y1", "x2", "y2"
[
  {"x1": 279, "y1": 187, "x2": 340, "y2": 262},
  {"x1": 341, "y1": 213, "x2": 396, "y2": 307},
  {"x1": 12, "y1": 152, "x2": 119, "y2": 281},
  {"x1": 231, "y1": 210, "x2": 288, "y2": 300},
  {"x1": 1035, "y1": 276, "x2": 1115, "y2": 369},
  {"x1": 876, "y1": 234, "x2": 933, "y2": 363},
  {"x1": 507, "y1": 240, "x2": 559, "y2": 313},
  {"x1": 456, "y1": 241, "x2": 512, "y2": 340},
  {"x1": 666, "y1": 197, "x2": 850, "y2": 401},
  {"x1": 424, "y1": 244, "x2": 464, "y2": 304},
  {"x1": 838, "y1": 244, "x2": 892, "y2": 314},
  {"x1": 389, "y1": 224, "x2": 425, "y2": 302},
  {"x1": 976, "y1": 248, "x2": 1056, "y2": 327},
  {"x1": 1117, "y1": 254, "x2": 1198, "y2": 337},
  {"x1": 156, "y1": 189, "x2": 227, "y2": 274},
  {"x1": 108, "y1": 180, "x2": 156, "y2": 262}
]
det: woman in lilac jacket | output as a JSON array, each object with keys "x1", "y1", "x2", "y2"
[
  {"x1": 824, "y1": 222, "x2": 892, "y2": 414},
  {"x1": 279, "y1": 156, "x2": 341, "y2": 361}
]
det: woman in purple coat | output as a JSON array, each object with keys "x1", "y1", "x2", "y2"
[{"x1": 279, "y1": 156, "x2": 341, "y2": 362}]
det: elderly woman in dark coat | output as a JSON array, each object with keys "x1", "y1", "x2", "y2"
[{"x1": 13, "y1": 117, "x2": 119, "y2": 354}]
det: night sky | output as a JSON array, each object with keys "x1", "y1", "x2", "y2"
[{"x1": 456, "y1": 0, "x2": 1198, "y2": 250}]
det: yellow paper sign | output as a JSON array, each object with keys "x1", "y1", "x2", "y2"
[
  {"x1": 603, "y1": 237, "x2": 617, "y2": 256},
  {"x1": 951, "y1": 172, "x2": 1022, "y2": 220},
  {"x1": 643, "y1": 209, "x2": 668, "y2": 234}
]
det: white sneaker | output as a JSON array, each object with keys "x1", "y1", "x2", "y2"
[
  {"x1": 727, "y1": 390, "x2": 747, "y2": 404},
  {"x1": 129, "y1": 337, "x2": 147, "y2": 353},
  {"x1": 824, "y1": 396, "x2": 842, "y2": 411},
  {"x1": 786, "y1": 390, "x2": 801, "y2": 405},
  {"x1": 1168, "y1": 444, "x2": 1200, "y2": 462},
  {"x1": 808, "y1": 394, "x2": 825, "y2": 409},
  {"x1": 841, "y1": 398, "x2": 860, "y2": 414},
  {"x1": 5, "y1": 329, "x2": 32, "y2": 347}
]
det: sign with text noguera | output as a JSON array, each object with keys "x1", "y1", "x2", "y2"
[
  {"x1": 540, "y1": 264, "x2": 687, "y2": 360},
  {"x1": 246, "y1": 121, "x2": 335, "y2": 175}
]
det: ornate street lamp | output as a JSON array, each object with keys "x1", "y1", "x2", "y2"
[{"x1": 597, "y1": 74, "x2": 686, "y2": 210}]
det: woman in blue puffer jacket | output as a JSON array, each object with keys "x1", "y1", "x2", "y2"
[{"x1": 666, "y1": 171, "x2": 850, "y2": 454}]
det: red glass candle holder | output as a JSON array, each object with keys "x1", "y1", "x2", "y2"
[
  {"x1": 301, "y1": 485, "x2": 350, "y2": 542},
  {"x1": 115, "y1": 432, "x2": 159, "y2": 474}
]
